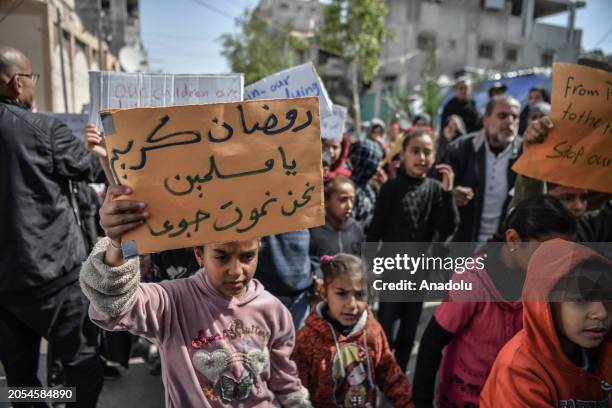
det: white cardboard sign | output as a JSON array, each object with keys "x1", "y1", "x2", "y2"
[
  {"x1": 88, "y1": 72, "x2": 244, "y2": 129},
  {"x1": 244, "y1": 62, "x2": 333, "y2": 119}
]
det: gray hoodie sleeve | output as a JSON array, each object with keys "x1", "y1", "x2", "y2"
[{"x1": 79, "y1": 237, "x2": 141, "y2": 318}]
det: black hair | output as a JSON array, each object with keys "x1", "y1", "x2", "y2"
[
  {"x1": 401, "y1": 128, "x2": 435, "y2": 151},
  {"x1": 320, "y1": 253, "x2": 366, "y2": 286},
  {"x1": 550, "y1": 258, "x2": 612, "y2": 302},
  {"x1": 324, "y1": 175, "x2": 355, "y2": 200},
  {"x1": 497, "y1": 196, "x2": 577, "y2": 241},
  {"x1": 529, "y1": 87, "x2": 551, "y2": 103}
]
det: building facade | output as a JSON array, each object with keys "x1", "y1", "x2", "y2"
[
  {"x1": 0, "y1": 0, "x2": 121, "y2": 113},
  {"x1": 378, "y1": 0, "x2": 583, "y2": 92},
  {"x1": 256, "y1": 0, "x2": 323, "y2": 38},
  {"x1": 75, "y1": 0, "x2": 148, "y2": 72}
]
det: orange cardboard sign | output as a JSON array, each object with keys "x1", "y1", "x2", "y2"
[
  {"x1": 513, "y1": 63, "x2": 612, "y2": 193},
  {"x1": 102, "y1": 97, "x2": 324, "y2": 255}
]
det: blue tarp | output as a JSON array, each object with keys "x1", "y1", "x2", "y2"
[{"x1": 439, "y1": 72, "x2": 552, "y2": 119}]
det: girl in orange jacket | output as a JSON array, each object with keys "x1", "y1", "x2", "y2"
[{"x1": 480, "y1": 240, "x2": 612, "y2": 407}]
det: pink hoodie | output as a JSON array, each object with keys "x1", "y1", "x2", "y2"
[{"x1": 83, "y1": 240, "x2": 309, "y2": 407}]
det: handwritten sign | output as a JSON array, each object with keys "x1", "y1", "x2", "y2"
[
  {"x1": 321, "y1": 104, "x2": 348, "y2": 141},
  {"x1": 102, "y1": 97, "x2": 324, "y2": 255},
  {"x1": 44, "y1": 113, "x2": 88, "y2": 141},
  {"x1": 513, "y1": 63, "x2": 612, "y2": 193},
  {"x1": 89, "y1": 71, "x2": 244, "y2": 130},
  {"x1": 244, "y1": 62, "x2": 334, "y2": 119}
]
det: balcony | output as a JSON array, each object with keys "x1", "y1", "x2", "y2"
[{"x1": 533, "y1": 0, "x2": 585, "y2": 19}]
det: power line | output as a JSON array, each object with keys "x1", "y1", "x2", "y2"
[
  {"x1": 0, "y1": 0, "x2": 25, "y2": 25},
  {"x1": 594, "y1": 26, "x2": 612, "y2": 47},
  {"x1": 142, "y1": 32, "x2": 214, "y2": 41},
  {"x1": 186, "y1": 0, "x2": 236, "y2": 20}
]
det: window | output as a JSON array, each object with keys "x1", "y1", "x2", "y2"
[
  {"x1": 75, "y1": 38, "x2": 87, "y2": 54},
  {"x1": 101, "y1": 0, "x2": 110, "y2": 11},
  {"x1": 510, "y1": 0, "x2": 522, "y2": 16},
  {"x1": 505, "y1": 47, "x2": 518, "y2": 62},
  {"x1": 449, "y1": 39, "x2": 456, "y2": 50},
  {"x1": 127, "y1": 0, "x2": 139, "y2": 18},
  {"x1": 279, "y1": 3, "x2": 289, "y2": 11},
  {"x1": 482, "y1": 0, "x2": 504, "y2": 10},
  {"x1": 541, "y1": 52, "x2": 554, "y2": 66},
  {"x1": 478, "y1": 43, "x2": 494, "y2": 59},
  {"x1": 417, "y1": 33, "x2": 436, "y2": 51}
]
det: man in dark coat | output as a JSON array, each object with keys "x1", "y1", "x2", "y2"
[
  {"x1": 0, "y1": 45, "x2": 103, "y2": 407},
  {"x1": 440, "y1": 77, "x2": 482, "y2": 134},
  {"x1": 441, "y1": 95, "x2": 523, "y2": 242}
]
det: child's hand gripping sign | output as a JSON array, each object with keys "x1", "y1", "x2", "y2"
[
  {"x1": 100, "y1": 97, "x2": 324, "y2": 256},
  {"x1": 513, "y1": 63, "x2": 612, "y2": 194}
]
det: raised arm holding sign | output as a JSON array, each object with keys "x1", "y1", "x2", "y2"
[
  {"x1": 94, "y1": 97, "x2": 324, "y2": 256},
  {"x1": 513, "y1": 63, "x2": 612, "y2": 193}
]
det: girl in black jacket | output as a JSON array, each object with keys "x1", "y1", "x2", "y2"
[{"x1": 367, "y1": 129, "x2": 459, "y2": 372}]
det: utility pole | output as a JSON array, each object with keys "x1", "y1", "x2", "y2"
[{"x1": 97, "y1": 0, "x2": 103, "y2": 68}]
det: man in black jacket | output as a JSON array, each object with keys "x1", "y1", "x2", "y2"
[
  {"x1": 0, "y1": 46, "x2": 103, "y2": 406},
  {"x1": 440, "y1": 77, "x2": 482, "y2": 134},
  {"x1": 441, "y1": 95, "x2": 522, "y2": 242}
]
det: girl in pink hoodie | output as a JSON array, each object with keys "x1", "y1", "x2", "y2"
[{"x1": 79, "y1": 185, "x2": 311, "y2": 407}]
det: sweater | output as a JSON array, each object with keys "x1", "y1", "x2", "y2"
[
  {"x1": 292, "y1": 303, "x2": 414, "y2": 408},
  {"x1": 80, "y1": 238, "x2": 311, "y2": 408},
  {"x1": 366, "y1": 172, "x2": 458, "y2": 243}
]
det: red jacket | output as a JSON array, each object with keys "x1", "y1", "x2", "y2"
[
  {"x1": 480, "y1": 240, "x2": 612, "y2": 407},
  {"x1": 292, "y1": 303, "x2": 413, "y2": 408}
]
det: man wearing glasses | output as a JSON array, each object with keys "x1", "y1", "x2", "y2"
[
  {"x1": 0, "y1": 46, "x2": 103, "y2": 407},
  {"x1": 440, "y1": 95, "x2": 523, "y2": 242}
]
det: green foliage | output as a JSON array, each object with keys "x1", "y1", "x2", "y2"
[
  {"x1": 382, "y1": 89, "x2": 414, "y2": 121},
  {"x1": 419, "y1": 44, "x2": 443, "y2": 127},
  {"x1": 317, "y1": 0, "x2": 389, "y2": 83},
  {"x1": 220, "y1": 11, "x2": 301, "y2": 85}
]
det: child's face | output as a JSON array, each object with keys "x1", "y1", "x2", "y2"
[
  {"x1": 326, "y1": 182, "x2": 355, "y2": 225},
  {"x1": 551, "y1": 300, "x2": 612, "y2": 350},
  {"x1": 194, "y1": 239, "x2": 259, "y2": 298},
  {"x1": 370, "y1": 126, "x2": 384, "y2": 139},
  {"x1": 401, "y1": 135, "x2": 435, "y2": 178},
  {"x1": 547, "y1": 186, "x2": 588, "y2": 219},
  {"x1": 323, "y1": 272, "x2": 367, "y2": 326},
  {"x1": 323, "y1": 139, "x2": 342, "y2": 164}
]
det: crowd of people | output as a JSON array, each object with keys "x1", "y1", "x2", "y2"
[{"x1": 1, "y1": 45, "x2": 611, "y2": 408}]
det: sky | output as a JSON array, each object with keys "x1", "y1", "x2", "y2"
[{"x1": 140, "y1": 0, "x2": 612, "y2": 75}]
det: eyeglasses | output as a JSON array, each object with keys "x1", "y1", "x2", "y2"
[{"x1": 9, "y1": 73, "x2": 40, "y2": 85}]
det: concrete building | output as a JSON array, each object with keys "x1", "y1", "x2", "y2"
[
  {"x1": 378, "y1": 0, "x2": 584, "y2": 93},
  {"x1": 256, "y1": 0, "x2": 323, "y2": 38},
  {"x1": 75, "y1": 0, "x2": 148, "y2": 72},
  {"x1": 0, "y1": 0, "x2": 120, "y2": 113}
]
